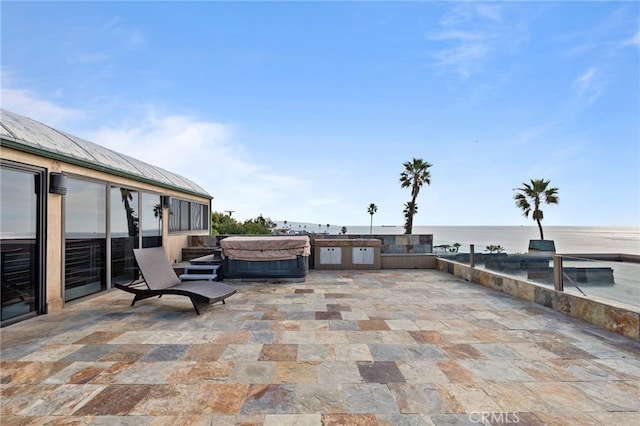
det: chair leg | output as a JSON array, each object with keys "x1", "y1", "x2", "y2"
[{"x1": 190, "y1": 298, "x2": 201, "y2": 315}]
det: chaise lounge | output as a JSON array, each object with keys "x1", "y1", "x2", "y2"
[{"x1": 114, "y1": 247, "x2": 237, "y2": 315}]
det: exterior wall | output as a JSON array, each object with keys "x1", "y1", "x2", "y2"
[
  {"x1": 436, "y1": 257, "x2": 640, "y2": 341},
  {"x1": 2, "y1": 147, "x2": 210, "y2": 313}
]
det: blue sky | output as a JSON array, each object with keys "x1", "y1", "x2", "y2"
[{"x1": 2, "y1": 1, "x2": 639, "y2": 227}]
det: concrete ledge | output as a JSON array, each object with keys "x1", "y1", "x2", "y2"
[
  {"x1": 436, "y1": 257, "x2": 640, "y2": 341},
  {"x1": 381, "y1": 253, "x2": 436, "y2": 269}
]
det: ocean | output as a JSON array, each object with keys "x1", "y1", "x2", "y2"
[{"x1": 335, "y1": 225, "x2": 640, "y2": 255}]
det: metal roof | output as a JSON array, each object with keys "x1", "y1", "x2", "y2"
[{"x1": 0, "y1": 109, "x2": 211, "y2": 198}]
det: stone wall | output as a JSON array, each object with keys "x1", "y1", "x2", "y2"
[{"x1": 435, "y1": 257, "x2": 640, "y2": 341}]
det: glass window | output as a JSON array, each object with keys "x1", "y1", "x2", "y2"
[
  {"x1": 110, "y1": 187, "x2": 139, "y2": 285},
  {"x1": 191, "y1": 203, "x2": 209, "y2": 231},
  {"x1": 169, "y1": 197, "x2": 181, "y2": 232},
  {"x1": 142, "y1": 192, "x2": 162, "y2": 248},
  {"x1": 180, "y1": 200, "x2": 189, "y2": 231},
  {"x1": 65, "y1": 178, "x2": 106, "y2": 301},
  {"x1": 169, "y1": 199, "x2": 209, "y2": 232}
]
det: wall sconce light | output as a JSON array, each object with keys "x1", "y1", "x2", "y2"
[
  {"x1": 49, "y1": 172, "x2": 68, "y2": 195},
  {"x1": 161, "y1": 195, "x2": 172, "y2": 208}
]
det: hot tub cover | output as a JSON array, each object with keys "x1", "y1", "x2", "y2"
[{"x1": 220, "y1": 236, "x2": 311, "y2": 261}]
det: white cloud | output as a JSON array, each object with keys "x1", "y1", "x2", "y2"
[
  {"x1": 84, "y1": 109, "x2": 312, "y2": 222},
  {"x1": 475, "y1": 4, "x2": 503, "y2": 22},
  {"x1": 427, "y1": 3, "x2": 528, "y2": 78},
  {"x1": 0, "y1": 81, "x2": 84, "y2": 126},
  {"x1": 67, "y1": 52, "x2": 110, "y2": 64},
  {"x1": 574, "y1": 67, "x2": 602, "y2": 106},
  {"x1": 102, "y1": 16, "x2": 146, "y2": 48},
  {"x1": 308, "y1": 198, "x2": 339, "y2": 207}
]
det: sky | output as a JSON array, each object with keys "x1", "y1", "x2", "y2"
[{"x1": 1, "y1": 1, "x2": 639, "y2": 228}]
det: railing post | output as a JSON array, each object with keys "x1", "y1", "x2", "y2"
[
  {"x1": 553, "y1": 254, "x2": 564, "y2": 291},
  {"x1": 469, "y1": 244, "x2": 475, "y2": 268}
]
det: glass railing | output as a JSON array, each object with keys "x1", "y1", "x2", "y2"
[
  {"x1": 559, "y1": 256, "x2": 638, "y2": 307},
  {"x1": 432, "y1": 242, "x2": 472, "y2": 265},
  {"x1": 434, "y1": 244, "x2": 640, "y2": 308}
]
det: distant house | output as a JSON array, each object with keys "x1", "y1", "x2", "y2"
[{"x1": 0, "y1": 109, "x2": 212, "y2": 326}]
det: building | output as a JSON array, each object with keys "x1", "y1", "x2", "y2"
[{"x1": 1, "y1": 109, "x2": 212, "y2": 326}]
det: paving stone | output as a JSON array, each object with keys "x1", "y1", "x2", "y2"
[
  {"x1": 1, "y1": 269, "x2": 638, "y2": 424},
  {"x1": 377, "y1": 413, "x2": 435, "y2": 425},
  {"x1": 369, "y1": 344, "x2": 410, "y2": 361},
  {"x1": 73, "y1": 384, "x2": 152, "y2": 415},
  {"x1": 358, "y1": 320, "x2": 391, "y2": 331},
  {"x1": 316, "y1": 311, "x2": 342, "y2": 320},
  {"x1": 229, "y1": 361, "x2": 275, "y2": 383},
  {"x1": 398, "y1": 361, "x2": 451, "y2": 384},
  {"x1": 219, "y1": 344, "x2": 263, "y2": 361},
  {"x1": 357, "y1": 361, "x2": 405, "y2": 383},
  {"x1": 322, "y1": 414, "x2": 379, "y2": 426},
  {"x1": 470, "y1": 343, "x2": 522, "y2": 360},
  {"x1": 343, "y1": 383, "x2": 399, "y2": 414},
  {"x1": 328, "y1": 320, "x2": 360, "y2": 331},
  {"x1": 274, "y1": 361, "x2": 319, "y2": 384},
  {"x1": 260, "y1": 344, "x2": 298, "y2": 361},
  {"x1": 295, "y1": 383, "x2": 346, "y2": 414},
  {"x1": 406, "y1": 344, "x2": 448, "y2": 361},
  {"x1": 264, "y1": 414, "x2": 322, "y2": 426},
  {"x1": 318, "y1": 362, "x2": 363, "y2": 384},
  {"x1": 315, "y1": 331, "x2": 350, "y2": 344},
  {"x1": 241, "y1": 384, "x2": 298, "y2": 415},
  {"x1": 388, "y1": 383, "x2": 450, "y2": 414},
  {"x1": 140, "y1": 344, "x2": 190, "y2": 361},
  {"x1": 335, "y1": 344, "x2": 373, "y2": 362},
  {"x1": 459, "y1": 360, "x2": 535, "y2": 382}
]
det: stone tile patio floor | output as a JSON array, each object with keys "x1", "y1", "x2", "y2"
[{"x1": 1, "y1": 270, "x2": 639, "y2": 425}]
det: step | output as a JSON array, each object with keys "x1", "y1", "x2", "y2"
[{"x1": 179, "y1": 273, "x2": 218, "y2": 281}]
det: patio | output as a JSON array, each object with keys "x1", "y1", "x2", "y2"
[{"x1": 1, "y1": 269, "x2": 639, "y2": 425}]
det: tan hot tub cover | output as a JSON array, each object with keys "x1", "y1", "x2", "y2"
[{"x1": 220, "y1": 236, "x2": 311, "y2": 261}]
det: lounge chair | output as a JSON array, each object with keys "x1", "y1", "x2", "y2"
[{"x1": 114, "y1": 247, "x2": 237, "y2": 315}]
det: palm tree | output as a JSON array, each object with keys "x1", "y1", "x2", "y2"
[
  {"x1": 341, "y1": 226, "x2": 347, "y2": 235},
  {"x1": 326, "y1": 224, "x2": 330, "y2": 234},
  {"x1": 513, "y1": 178, "x2": 559, "y2": 240},
  {"x1": 367, "y1": 203, "x2": 378, "y2": 235},
  {"x1": 153, "y1": 203, "x2": 163, "y2": 231},
  {"x1": 120, "y1": 188, "x2": 139, "y2": 237},
  {"x1": 399, "y1": 158, "x2": 432, "y2": 234},
  {"x1": 402, "y1": 201, "x2": 418, "y2": 234}
]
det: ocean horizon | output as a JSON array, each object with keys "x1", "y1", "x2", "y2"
[{"x1": 284, "y1": 224, "x2": 640, "y2": 256}]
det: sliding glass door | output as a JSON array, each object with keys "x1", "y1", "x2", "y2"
[
  {"x1": 1, "y1": 162, "x2": 45, "y2": 324},
  {"x1": 64, "y1": 178, "x2": 107, "y2": 301}
]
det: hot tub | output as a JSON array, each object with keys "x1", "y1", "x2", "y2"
[{"x1": 220, "y1": 235, "x2": 310, "y2": 282}]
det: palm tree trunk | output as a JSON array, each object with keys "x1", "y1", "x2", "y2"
[
  {"x1": 369, "y1": 215, "x2": 373, "y2": 235},
  {"x1": 407, "y1": 195, "x2": 417, "y2": 235},
  {"x1": 536, "y1": 219, "x2": 544, "y2": 240}
]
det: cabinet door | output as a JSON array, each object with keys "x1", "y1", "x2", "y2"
[
  {"x1": 353, "y1": 247, "x2": 374, "y2": 264},
  {"x1": 320, "y1": 247, "x2": 342, "y2": 264}
]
